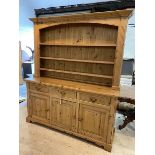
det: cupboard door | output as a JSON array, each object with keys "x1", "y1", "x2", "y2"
[
  {"x1": 29, "y1": 92, "x2": 50, "y2": 124},
  {"x1": 51, "y1": 98, "x2": 76, "y2": 131},
  {"x1": 78, "y1": 101, "x2": 109, "y2": 142}
]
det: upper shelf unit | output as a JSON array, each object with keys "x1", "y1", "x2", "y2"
[
  {"x1": 30, "y1": 9, "x2": 133, "y2": 88},
  {"x1": 38, "y1": 23, "x2": 118, "y2": 87}
]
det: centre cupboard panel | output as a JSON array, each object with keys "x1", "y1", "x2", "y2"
[{"x1": 50, "y1": 98, "x2": 77, "y2": 132}]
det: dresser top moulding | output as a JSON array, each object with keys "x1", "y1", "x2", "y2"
[{"x1": 29, "y1": 9, "x2": 133, "y2": 24}]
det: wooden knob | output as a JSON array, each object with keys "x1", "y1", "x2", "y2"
[
  {"x1": 90, "y1": 97, "x2": 97, "y2": 103},
  {"x1": 78, "y1": 118, "x2": 83, "y2": 121},
  {"x1": 36, "y1": 87, "x2": 41, "y2": 91},
  {"x1": 61, "y1": 91, "x2": 66, "y2": 96}
]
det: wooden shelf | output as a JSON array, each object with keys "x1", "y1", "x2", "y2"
[
  {"x1": 40, "y1": 42, "x2": 116, "y2": 47},
  {"x1": 40, "y1": 68, "x2": 113, "y2": 79},
  {"x1": 40, "y1": 57, "x2": 114, "y2": 65}
]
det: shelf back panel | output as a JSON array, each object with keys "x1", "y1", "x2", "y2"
[
  {"x1": 40, "y1": 70, "x2": 112, "y2": 87},
  {"x1": 40, "y1": 59, "x2": 114, "y2": 76},
  {"x1": 40, "y1": 46, "x2": 115, "y2": 62},
  {"x1": 40, "y1": 23, "x2": 118, "y2": 45}
]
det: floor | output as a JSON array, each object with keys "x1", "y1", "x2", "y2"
[{"x1": 19, "y1": 75, "x2": 135, "y2": 155}]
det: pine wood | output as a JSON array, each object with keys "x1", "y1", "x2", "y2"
[
  {"x1": 26, "y1": 77, "x2": 119, "y2": 97},
  {"x1": 40, "y1": 57, "x2": 115, "y2": 64},
  {"x1": 40, "y1": 46, "x2": 116, "y2": 62},
  {"x1": 40, "y1": 68, "x2": 113, "y2": 79},
  {"x1": 40, "y1": 42, "x2": 117, "y2": 47},
  {"x1": 29, "y1": 92, "x2": 50, "y2": 124},
  {"x1": 112, "y1": 19, "x2": 129, "y2": 88},
  {"x1": 34, "y1": 24, "x2": 40, "y2": 77},
  {"x1": 26, "y1": 9, "x2": 132, "y2": 152}
]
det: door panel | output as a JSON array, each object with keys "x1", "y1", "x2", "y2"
[
  {"x1": 78, "y1": 101, "x2": 109, "y2": 142},
  {"x1": 51, "y1": 98, "x2": 76, "y2": 131},
  {"x1": 29, "y1": 92, "x2": 50, "y2": 123}
]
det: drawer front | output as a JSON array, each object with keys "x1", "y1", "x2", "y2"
[
  {"x1": 29, "y1": 83, "x2": 49, "y2": 93},
  {"x1": 50, "y1": 87, "x2": 77, "y2": 100},
  {"x1": 79, "y1": 92, "x2": 111, "y2": 106}
]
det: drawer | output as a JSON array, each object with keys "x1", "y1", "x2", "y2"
[
  {"x1": 79, "y1": 92, "x2": 111, "y2": 106},
  {"x1": 50, "y1": 87, "x2": 77, "y2": 100},
  {"x1": 29, "y1": 83, "x2": 50, "y2": 93}
]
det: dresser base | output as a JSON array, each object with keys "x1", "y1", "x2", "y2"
[{"x1": 26, "y1": 78, "x2": 118, "y2": 152}]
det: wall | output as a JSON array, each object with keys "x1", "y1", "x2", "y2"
[
  {"x1": 124, "y1": 12, "x2": 135, "y2": 59},
  {"x1": 19, "y1": 0, "x2": 34, "y2": 51}
]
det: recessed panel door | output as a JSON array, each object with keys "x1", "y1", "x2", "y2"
[{"x1": 29, "y1": 92, "x2": 50, "y2": 124}]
